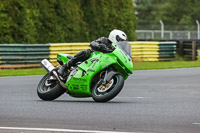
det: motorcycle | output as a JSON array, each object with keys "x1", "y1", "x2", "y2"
[{"x1": 37, "y1": 42, "x2": 133, "y2": 102}]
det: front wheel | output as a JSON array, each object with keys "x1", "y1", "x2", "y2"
[
  {"x1": 92, "y1": 74, "x2": 124, "y2": 102},
  {"x1": 37, "y1": 74, "x2": 65, "y2": 101}
]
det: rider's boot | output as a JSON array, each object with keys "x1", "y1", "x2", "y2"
[{"x1": 58, "y1": 61, "x2": 72, "y2": 77}]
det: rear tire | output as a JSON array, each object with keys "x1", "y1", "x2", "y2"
[
  {"x1": 37, "y1": 74, "x2": 65, "y2": 101},
  {"x1": 92, "y1": 74, "x2": 124, "y2": 102}
]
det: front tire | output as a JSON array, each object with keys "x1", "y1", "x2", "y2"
[
  {"x1": 92, "y1": 74, "x2": 124, "y2": 102},
  {"x1": 37, "y1": 74, "x2": 65, "y2": 101}
]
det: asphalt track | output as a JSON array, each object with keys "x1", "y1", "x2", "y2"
[{"x1": 0, "y1": 68, "x2": 200, "y2": 133}]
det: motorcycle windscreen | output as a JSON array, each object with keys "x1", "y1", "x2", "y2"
[{"x1": 115, "y1": 42, "x2": 132, "y2": 58}]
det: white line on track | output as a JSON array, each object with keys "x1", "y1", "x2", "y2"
[
  {"x1": 117, "y1": 97, "x2": 151, "y2": 99},
  {"x1": 0, "y1": 127, "x2": 147, "y2": 133},
  {"x1": 193, "y1": 123, "x2": 200, "y2": 125},
  {"x1": 136, "y1": 97, "x2": 151, "y2": 99}
]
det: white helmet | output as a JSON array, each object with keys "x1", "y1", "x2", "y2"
[{"x1": 108, "y1": 29, "x2": 127, "y2": 44}]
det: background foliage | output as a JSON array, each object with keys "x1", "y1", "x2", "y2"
[
  {"x1": 0, "y1": 0, "x2": 137, "y2": 43},
  {"x1": 135, "y1": 0, "x2": 200, "y2": 25}
]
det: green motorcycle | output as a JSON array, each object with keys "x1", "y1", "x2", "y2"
[{"x1": 37, "y1": 42, "x2": 133, "y2": 102}]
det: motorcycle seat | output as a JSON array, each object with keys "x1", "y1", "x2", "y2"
[{"x1": 67, "y1": 55, "x2": 74, "y2": 59}]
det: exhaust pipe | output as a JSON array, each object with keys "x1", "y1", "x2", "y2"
[
  {"x1": 41, "y1": 59, "x2": 55, "y2": 73},
  {"x1": 41, "y1": 59, "x2": 68, "y2": 91},
  {"x1": 52, "y1": 71, "x2": 68, "y2": 91}
]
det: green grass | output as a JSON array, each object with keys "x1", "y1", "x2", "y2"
[
  {"x1": 0, "y1": 68, "x2": 47, "y2": 77},
  {"x1": 0, "y1": 57, "x2": 200, "y2": 77},
  {"x1": 133, "y1": 56, "x2": 200, "y2": 70},
  {"x1": 133, "y1": 60, "x2": 200, "y2": 70}
]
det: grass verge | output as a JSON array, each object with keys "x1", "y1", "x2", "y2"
[
  {"x1": 133, "y1": 60, "x2": 200, "y2": 70},
  {"x1": 0, "y1": 57, "x2": 200, "y2": 77},
  {"x1": 0, "y1": 68, "x2": 47, "y2": 77},
  {"x1": 134, "y1": 56, "x2": 200, "y2": 70}
]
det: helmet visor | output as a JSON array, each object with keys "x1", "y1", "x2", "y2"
[{"x1": 116, "y1": 35, "x2": 126, "y2": 42}]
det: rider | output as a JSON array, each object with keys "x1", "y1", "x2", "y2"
[{"x1": 58, "y1": 29, "x2": 127, "y2": 76}]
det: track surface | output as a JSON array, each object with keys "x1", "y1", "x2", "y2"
[{"x1": 0, "y1": 68, "x2": 200, "y2": 133}]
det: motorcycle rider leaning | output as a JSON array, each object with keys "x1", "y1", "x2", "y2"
[{"x1": 58, "y1": 29, "x2": 127, "y2": 76}]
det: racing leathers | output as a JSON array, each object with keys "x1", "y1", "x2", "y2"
[{"x1": 58, "y1": 37, "x2": 113, "y2": 76}]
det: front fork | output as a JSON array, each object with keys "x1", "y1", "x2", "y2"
[{"x1": 101, "y1": 68, "x2": 122, "y2": 85}]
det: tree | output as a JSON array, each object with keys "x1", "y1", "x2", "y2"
[
  {"x1": 157, "y1": 0, "x2": 193, "y2": 25},
  {"x1": 135, "y1": 0, "x2": 164, "y2": 25},
  {"x1": 81, "y1": 0, "x2": 136, "y2": 41},
  {"x1": 0, "y1": 0, "x2": 16, "y2": 43},
  {"x1": 0, "y1": 0, "x2": 137, "y2": 43},
  {"x1": 135, "y1": 0, "x2": 200, "y2": 26}
]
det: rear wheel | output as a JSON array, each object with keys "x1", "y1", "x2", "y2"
[
  {"x1": 37, "y1": 74, "x2": 65, "y2": 101},
  {"x1": 92, "y1": 74, "x2": 124, "y2": 102}
]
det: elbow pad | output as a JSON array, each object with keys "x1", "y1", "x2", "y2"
[{"x1": 90, "y1": 41, "x2": 100, "y2": 51}]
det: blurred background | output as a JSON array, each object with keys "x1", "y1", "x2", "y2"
[
  {"x1": 0, "y1": 0, "x2": 137, "y2": 43},
  {"x1": 1, "y1": 0, "x2": 200, "y2": 43},
  {"x1": 0, "y1": 0, "x2": 200, "y2": 71},
  {"x1": 135, "y1": 0, "x2": 200, "y2": 40}
]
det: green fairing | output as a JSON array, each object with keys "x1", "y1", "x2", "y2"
[{"x1": 57, "y1": 43, "x2": 133, "y2": 98}]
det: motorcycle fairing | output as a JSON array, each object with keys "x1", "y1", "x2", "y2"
[{"x1": 57, "y1": 43, "x2": 133, "y2": 98}]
